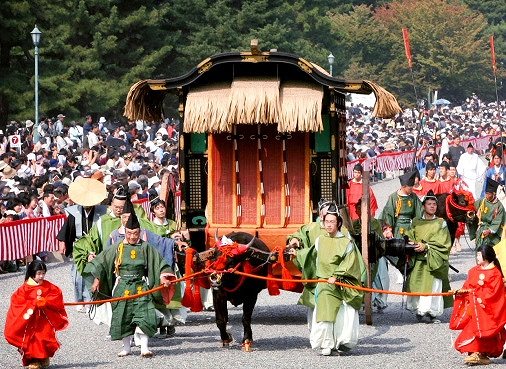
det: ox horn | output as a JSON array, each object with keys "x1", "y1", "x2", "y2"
[
  {"x1": 245, "y1": 236, "x2": 255, "y2": 248},
  {"x1": 215, "y1": 228, "x2": 220, "y2": 243}
]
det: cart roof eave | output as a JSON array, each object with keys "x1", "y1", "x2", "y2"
[{"x1": 124, "y1": 48, "x2": 401, "y2": 124}]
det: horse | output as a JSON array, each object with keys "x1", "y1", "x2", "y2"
[
  {"x1": 187, "y1": 231, "x2": 275, "y2": 351},
  {"x1": 435, "y1": 189, "x2": 476, "y2": 245}
]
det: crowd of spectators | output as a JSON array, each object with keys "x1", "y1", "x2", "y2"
[
  {"x1": 0, "y1": 114, "x2": 181, "y2": 271},
  {"x1": 346, "y1": 94, "x2": 506, "y2": 162}
]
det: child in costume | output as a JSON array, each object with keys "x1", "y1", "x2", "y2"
[
  {"x1": 4, "y1": 260, "x2": 68, "y2": 369},
  {"x1": 450, "y1": 245, "x2": 506, "y2": 366}
]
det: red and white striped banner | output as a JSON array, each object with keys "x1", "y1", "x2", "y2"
[
  {"x1": 0, "y1": 215, "x2": 66, "y2": 261},
  {"x1": 347, "y1": 134, "x2": 500, "y2": 178},
  {"x1": 132, "y1": 198, "x2": 151, "y2": 219}
]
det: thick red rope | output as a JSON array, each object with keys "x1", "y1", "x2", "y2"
[{"x1": 63, "y1": 266, "x2": 462, "y2": 306}]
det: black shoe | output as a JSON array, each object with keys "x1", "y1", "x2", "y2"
[{"x1": 166, "y1": 325, "x2": 176, "y2": 337}]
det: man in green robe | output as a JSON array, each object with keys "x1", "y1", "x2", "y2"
[
  {"x1": 289, "y1": 199, "x2": 360, "y2": 330},
  {"x1": 73, "y1": 186, "x2": 146, "y2": 274},
  {"x1": 381, "y1": 170, "x2": 423, "y2": 239},
  {"x1": 84, "y1": 211, "x2": 173, "y2": 358},
  {"x1": 473, "y1": 178, "x2": 505, "y2": 250},
  {"x1": 381, "y1": 170, "x2": 423, "y2": 282},
  {"x1": 403, "y1": 190, "x2": 452, "y2": 323},
  {"x1": 291, "y1": 204, "x2": 363, "y2": 356}
]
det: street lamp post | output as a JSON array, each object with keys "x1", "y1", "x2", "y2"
[
  {"x1": 31, "y1": 26, "x2": 41, "y2": 128},
  {"x1": 328, "y1": 52, "x2": 335, "y2": 76}
]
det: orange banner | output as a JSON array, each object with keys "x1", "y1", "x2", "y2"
[
  {"x1": 402, "y1": 28, "x2": 413, "y2": 69},
  {"x1": 490, "y1": 35, "x2": 497, "y2": 73}
]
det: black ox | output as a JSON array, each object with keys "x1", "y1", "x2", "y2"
[
  {"x1": 435, "y1": 189, "x2": 476, "y2": 245},
  {"x1": 191, "y1": 231, "x2": 276, "y2": 351}
]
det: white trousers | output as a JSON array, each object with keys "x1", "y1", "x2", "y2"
[
  {"x1": 406, "y1": 278, "x2": 443, "y2": 317},
  {"x1": 310, "y1": 301, "x2": 359, "y2": 351}
]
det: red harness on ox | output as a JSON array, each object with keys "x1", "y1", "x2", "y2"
[
  {"x1": 181, "y1": 242, "x2": 252, "y2": 311},
  {"x1": 445, "y1": 190, "x2": 475, "y2": 223}
]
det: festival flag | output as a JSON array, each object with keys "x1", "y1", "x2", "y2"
[
  {"x1": 490, "y1": 35, "x2": 497, "y2": 73},
  {"x1": 402, "y1": 28, "x2": 413, "y2": 69}
]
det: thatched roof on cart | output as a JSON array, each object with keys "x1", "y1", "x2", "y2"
[
  {"x1": 181, "y1": 78, "x2": 324, "y2": 133},
  {"x1": 124, "y1": 44, "x2": 401, "y2": 131}
]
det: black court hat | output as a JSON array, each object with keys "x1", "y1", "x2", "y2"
[
  {"x1": 422, "y1": 190, "x2": 437, "y2": 204},
  {"x1": 399, "y1": 170, "x2": 418, "y2": 187},
  {"x1": 125, "y1": 211, "x2": 140, "y2": 230},
  {"x1": 485, "y1": 178, "x2": 500, "y2": 194},
  {"x1": 113, "y1": 185, "x2": 128, "y2": 200},
  {"x1": 318, "y1": 198, "x2": 333, "y2": 212}
]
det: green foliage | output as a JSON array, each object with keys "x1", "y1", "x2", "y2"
[
  {"x1": 0, "y1": 0, "x2": 504, "y2": 125},
  {"x1": 333, "y1": 0, "x2": 500, "y2": 106}
]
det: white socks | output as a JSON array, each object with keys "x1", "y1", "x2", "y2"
[
  {"x1": 118, "y1": 328, "x2": 152, "y2": 357},
  {"x1": 118, "y1": 336, "x2": 132, "y2": 357},
  {"x1": 135, "y1": 327, "x2": 152, "y2": 356}
]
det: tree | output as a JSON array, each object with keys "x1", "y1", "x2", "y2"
[{"x1": 332, "y1": 0, "x2": 495, "y2": 106}]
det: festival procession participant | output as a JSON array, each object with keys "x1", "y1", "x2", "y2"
[
  {"x1": 72, "y1": 185, "x2": 145, "y2": 274},
  {"x1": 472, "y1": 178, "x2": 506, "y2": 250},
  {"x1": 57, "y1": 177, "x2": 108, "y2": 312},
  {"x1": 84, "y1": 211, "x2": 175, "y2": 358},
  {"x1": 443, "y1": 160, "x2": 471, "y2": 253},
  {"x1": 4, "y1": 260, "x2": 68, "y2": 369},
  {"x1": 381, "y1": 170, "x2": 423, "y2": 283},
  {"x1": 288, "y1": 199, "x2": 356, "y2": 330},
  {"x1": 290, "y1": 204, "x2": 363, "y2": 356},
  {"x1": 456, "y1": 142, "x2": 487, "y2": 200},
  {"x1": 419, "y1": 161, "x2": 440, "y2": 195},
  {"x1": 73, "y1": 185, "x2": 146, "y2": 327},
  {"x1": 450, "y1": 245, "x2": 506, "y2": 366},
  {"x1": 381, "y1": 170, "x2": 423, "y2": 239},
  {"x1": 107, "y1": 195, "x2": 188, "y2": 338},
  {"x1": 403, "y1": 190, "x2": 452, "y2": 323},
  {"x1": 141, "y1": 191, "x2": 178, "y2": 236},
  {"x1": 346, "y1": 163, "x2": 378, "y2": 221},
  {"x1": 437, "y1": 161, "x2": 454, "y2": 194},
  {"x1": 481, "y1": 153, "x2": 506, "y2": 197}
]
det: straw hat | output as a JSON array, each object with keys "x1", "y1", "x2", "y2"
[
  {"x1": 68, "y1": 177, "x2": 108, "y2": 206},
  {"x1": 1, "y1": 165, "x2": 16, "y2": 179}
]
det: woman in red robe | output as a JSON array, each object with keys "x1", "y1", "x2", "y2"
[
  {"x1": 450, "y1": 245, "x2": 506, "y2": 365},
  {"x1": 4, "y1": 260, "x2": 68, "y2": 369}
]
